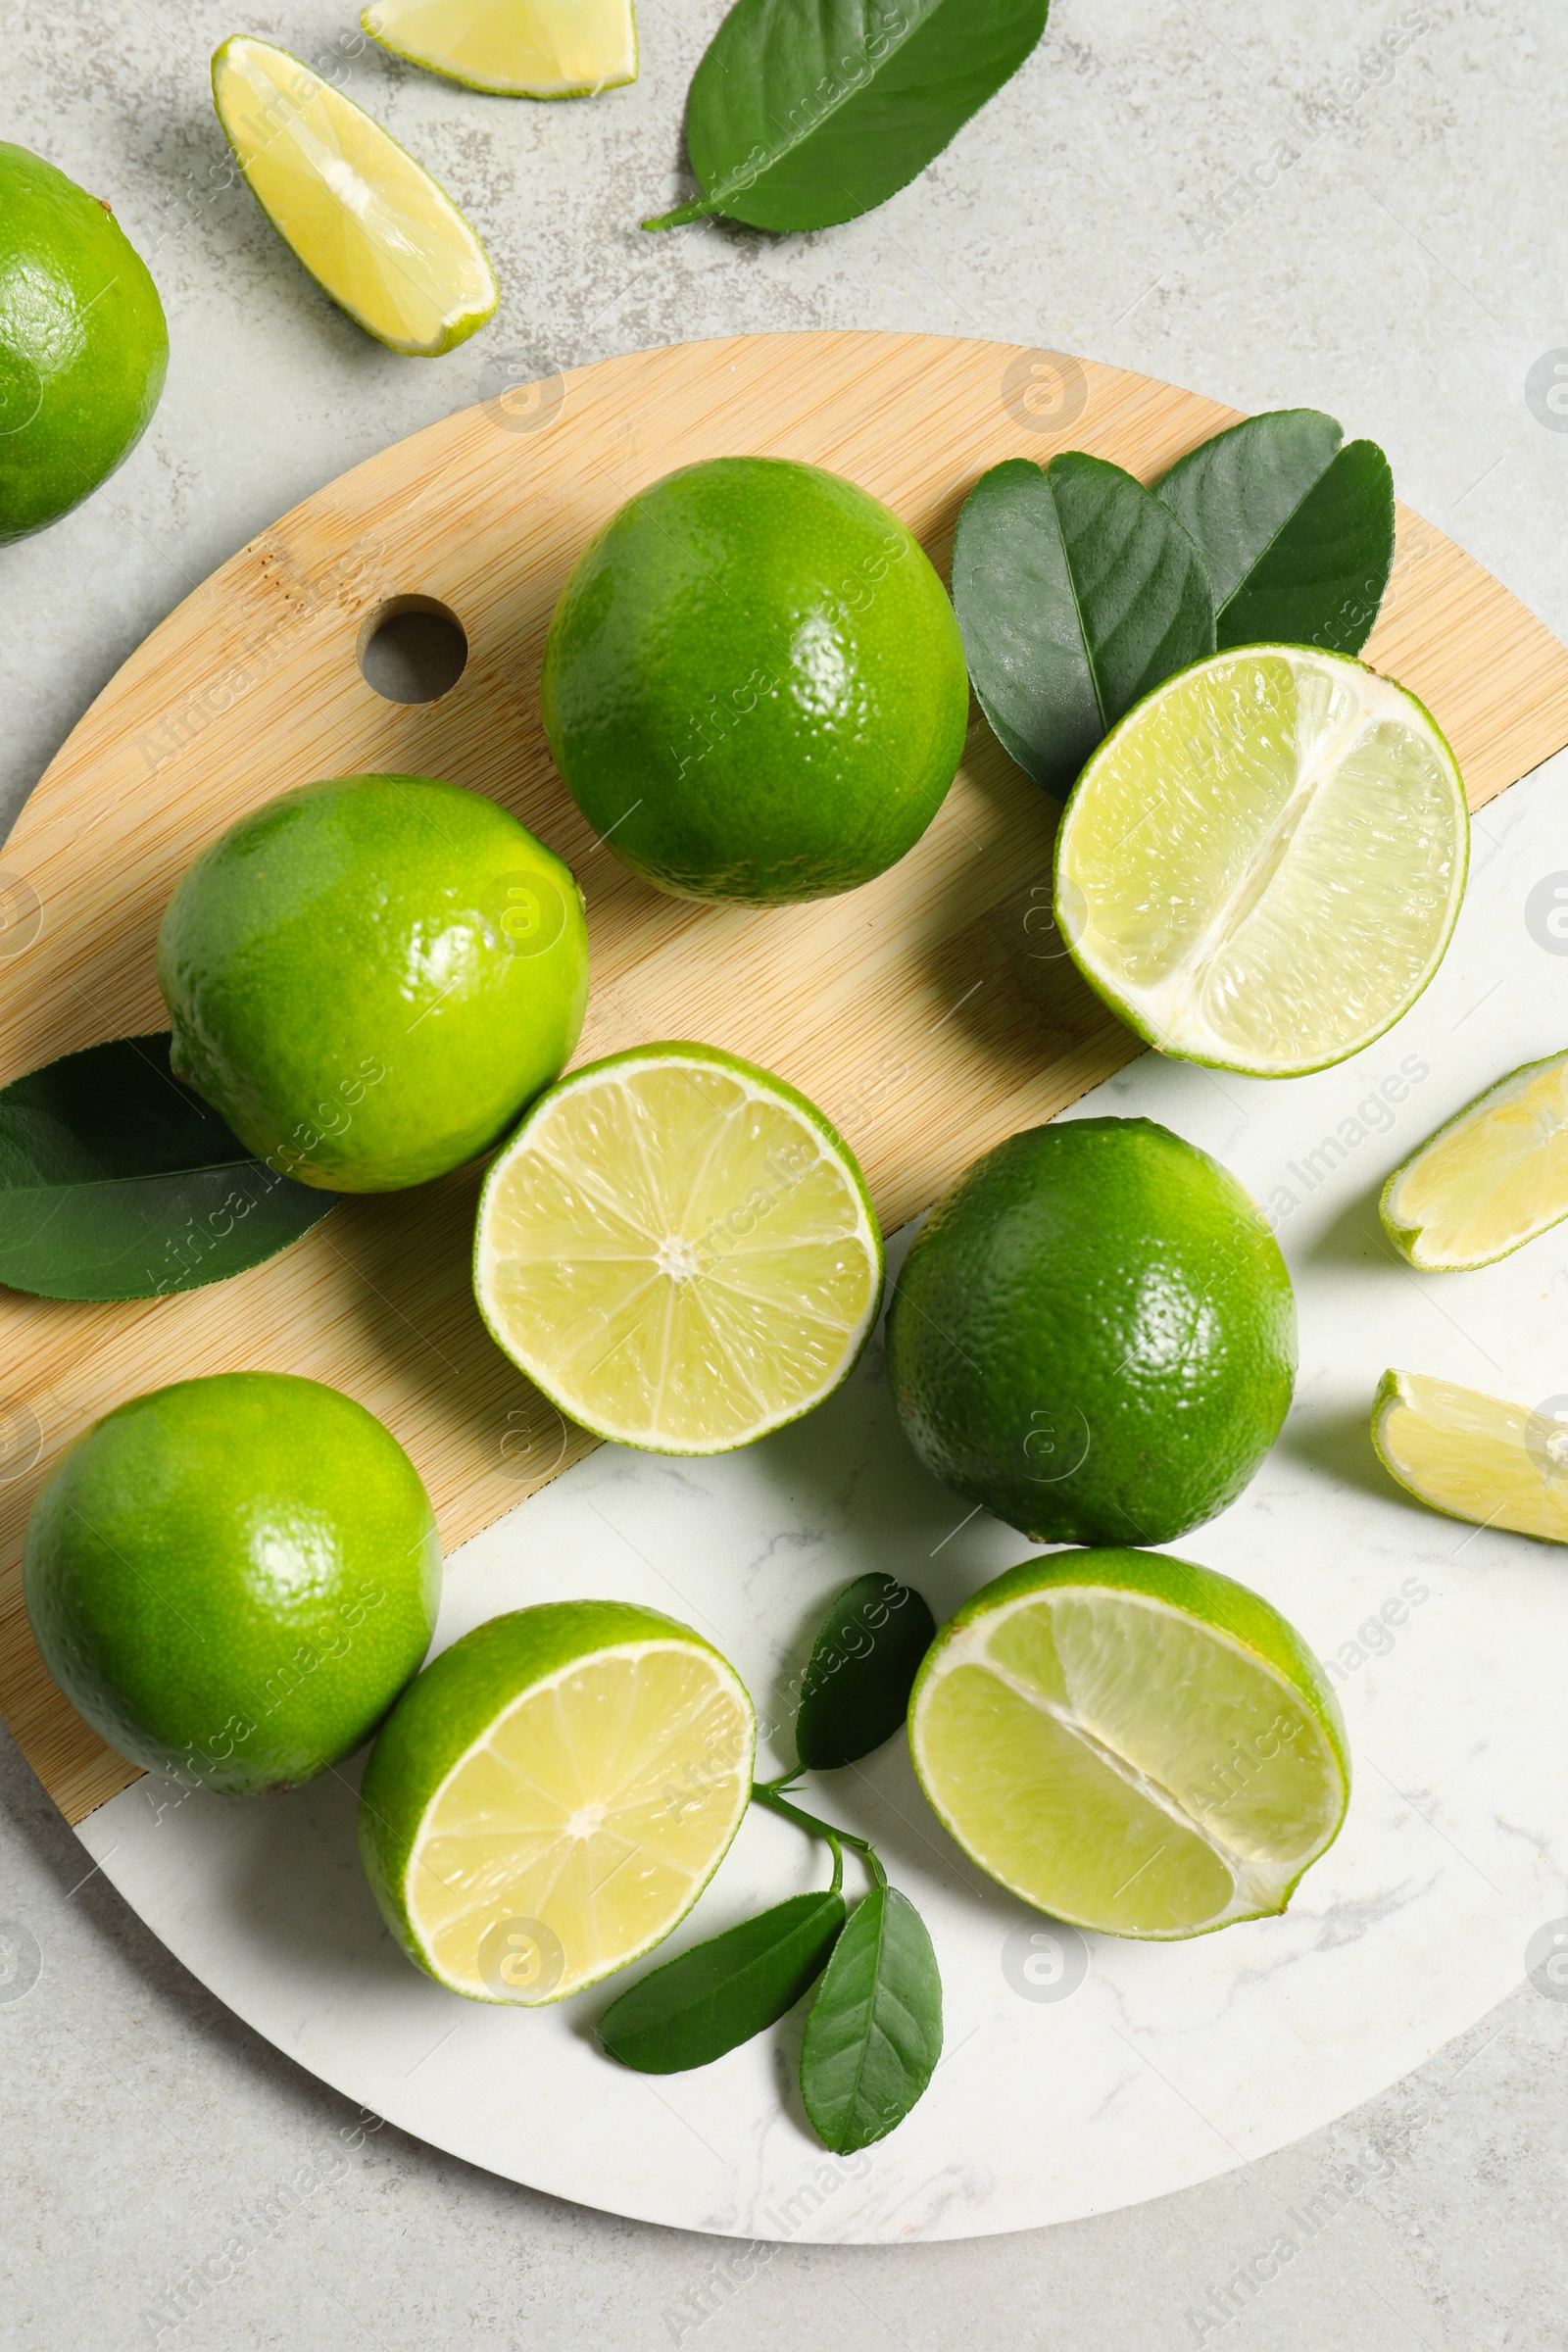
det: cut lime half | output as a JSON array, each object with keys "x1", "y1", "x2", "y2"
[
  {"x1": 360, "y1": 1601, "x2": 755, "y2": 2003},
  {"x1": 908, "y1": 1548, "x2": 1349, "y2": 1938},
  {"x1": 1381, "y1": 1050, "x2": 1568, "y2": 1269},
  {"x1": 213, "y1": 36, "x2": 498, "y2": 355},
  {"x1": 364, "y1": 0, "x2": 638, "y2": 96},
  {"x1": 1373, "y1": 1367, "x2": 1568, "y2": 1544},
  {"x1": 1054, "y1": 646, "x2": 1468, "y2": 1077},
  {"x1": 474, "y1": 1043, "x2": 883, "y2": 1455}
]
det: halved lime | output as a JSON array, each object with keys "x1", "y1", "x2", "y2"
[
  {"x1": 1373, "y1": 1367, "x2": 1568, "y2": 1544},
  {"x1": 213, "y1": 36, "x2": 498, "y2": 356},
  {"x1": 908, "y1": 1549, "x2": 1348, "y2": 1938},
  {"x1": 364, "y1": 0, "x2": 638, "y2": 97},
  {"x1": 360, "y1": 1601, "x2": 755, "y2": 2003},
  {"x1": 1054, "y1": 646, "x2": 1468, "y2": 1077},
  {"x1": 1381, "y1": 1051, "x2": 1568, "y2": 1269},
  {"x1": 473, "y1": 1043, "x2": 883, "y2": 1455}
]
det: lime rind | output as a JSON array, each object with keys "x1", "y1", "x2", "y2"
[
  {"x1": 25, "y1": 1371, "x2": 441, "y2": 1795},
  {"x1": 363, "y1": 0, "x2": 639, "y2": 98},
  {"x1": 212, "y1": 36, "x2": 499, "y2": 357},
  {"x1": 0, "y1": 144, "x2": 170, "y2": 545},
  {"x1": 473, "y1": 1041, "x2": 884, "y2": 1458},
  {"x1": 908, "y1": 1548, "x2": 1349, "y2": 1941},
  {"x1": 360, "y1": 1600, "x2": 756, "y2": 2003},
  {"x1": 1380, "y1": 1049, "x2": 1568, "y2": 1271},
  {"x1": 1054, "y1": 645, "x2": 1469, "y2": 1079},
  {"x1": 1372, "y1": 1365, "x2": 1568, "y2": 1544}
]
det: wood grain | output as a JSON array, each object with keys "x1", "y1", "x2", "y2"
[{"x1": 3, "y1": 331, "x2": 1566, "y2": 1825}]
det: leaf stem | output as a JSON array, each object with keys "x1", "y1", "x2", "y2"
[
  {"x1": 641, "y1": 196, "x2": 719, "y2": 232},
  {"x1": 751, "y1": 1780, "x2": 887, "y2": 1889}
]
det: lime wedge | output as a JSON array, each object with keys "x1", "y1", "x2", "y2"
[
  {"x1": 212, "y1": 36, "x2": 499, "y2": 356},
  {"x1": 1381, "y1": 1050, "x2": 1568, "y2": 1269},
  {"x1": 1054, "y1": 646, "x2": 1468, "y2": 1077},
  {"x1": 364, "y1": 0, "x2": 638, "y2": 96},
  {"x1": 360, "y1": 1601, "x2": 755, "y2": 2003},
  {"x1": 473, "y1": 1043, "x2": 883, "y2": 1455},
  {"x1": 908, "y1": 1549, "x2": 1348, "y2": 1938},
  {"x1": 1373, "y1": 1367, "x2": 1568, "y2": 1544}
]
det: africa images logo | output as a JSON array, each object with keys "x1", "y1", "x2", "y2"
[{"x1": 1525, "y1": 872, "x2": 1568, "y2": 956}]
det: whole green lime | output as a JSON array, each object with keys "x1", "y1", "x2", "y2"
[
  {"x1": 0, "y1": 144, "x2": 168, "y2": 545},
  {"x1": 158, "y1": 773, "x2": 589, "y2": 1192},
  {"x1": 886, "y1": 1118, "x2": 1296, "y2": 1545},
  {"x1": 24, "y1": 1372, "x2": 442, "y2": 1794},
  {"x1": 540, "y1": 457, "x2": 969, "y2": 905}
]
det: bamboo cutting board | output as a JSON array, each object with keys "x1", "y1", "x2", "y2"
[{"x1": 4, "y1": 329, "x2": 1567, "y2": 1827}]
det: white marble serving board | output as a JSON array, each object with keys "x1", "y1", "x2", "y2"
[{"x1": 74, "y1": 752, "x2": 1568, "y2": 2242}]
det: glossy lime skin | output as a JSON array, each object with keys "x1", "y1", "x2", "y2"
[
  {"x1": 158, "y1": 774, "x2": 589, "y2": 1192},
  {"x1": 0, "y1": 143, "x2": 168, "y2": 545},
  {"x1": 886, "y1": 1118, "x2": 1297, "y2": 1545},
  {"x1": 359, "y1": 1599, "x2": 750, "y2": 1982},
  {"x1": 24, "y1": 1373, "x2": 442, "y2": 1794},
  {"x1": 540, "y1": 457, "x2": 969, "y2": 905}
]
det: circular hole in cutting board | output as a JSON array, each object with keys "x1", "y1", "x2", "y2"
[{"x1": 357, "y1": 595, "x2": 467, "y2": 704}]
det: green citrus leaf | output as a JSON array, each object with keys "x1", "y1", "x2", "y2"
[
  {"x1": 0, "y1": 1033, "x2": 335, "y2": 1301},
  {"x1": 952, "y1": 452, "x2": 1215, "y2": 797},
  {"x1": 795, "y1": 1572, "x2": 936, "y2": 1770},
  {"x1": 800, "y1": 1883, "x2": 942, "y2": 2151},
  {"x1": 1155, "y1": 410, "x2": 1395, "y2": 654},
  {"x1": 596, "y1": 1891, "x2": 847, "y2": 2072},
  {"x1": 645, "y1": 0, "x2": 1052, "y2": 234}
]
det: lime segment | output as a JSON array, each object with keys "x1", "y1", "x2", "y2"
[
  {"x1": 1381, "y1": 1051, "x2": 1568, "y2": 1269},
  {"x1": 213, "y1": 36, "x2": 498, "y2": 355},
  {"x1": 909, "y1": 1549, "x2": 1348, "y2": 1938},
  {"x1": 474, "y1": 1044, "x2": 883, "y2": 1454},
  {"x1": 1373, "y1": 1367, "x2": 1568, "y2": 1544},
  {"x1": 1054, "y1": 646, "x2": 1468, "y2": 1076},
  {"x1": 360, "y1": 1602, "x2": 755, "y2": 2002},
  {"x1": 364, "y1": 0, "x2": 638, "y2": 96}
]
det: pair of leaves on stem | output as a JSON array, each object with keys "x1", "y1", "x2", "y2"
[
  {"x1": 0, "y1": 1034, "x2": 333, "y2": 1301},
  {"x1": 645, "y1": 0, "x2": 1052, "y2": 235},
  {"x1": 953, "y1": 408, "x2": 1396, "y2": 797},
  {"x1": 598, "y1": 1573, "x2": 943, "y2": 2153},
  {"x1": 599, "y1": 1876, "x2": 942, "y2": 2156}
]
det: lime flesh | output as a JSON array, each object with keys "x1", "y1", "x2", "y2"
[
  {"x1": 0, "y1": 143, "x2": 168, "y2": 543},
  {"x1": 213, "y1": 36, "x2": 498, "y2": 355},
  {"x1": 1055, "y1": 646, "x2": 1468, "y2": 1076},
  {"x1": 475, "y1": 1043, "x2": 882, "y2": 1453},
  {"x1": 359, "y1": 1601, "x2": 755, "y2": 2002},
  {"x1": 1381, "y1": 1050, "x2": 1568, "y2": 1269},
  {"x1": 1373, "y1": 1367, "x2": 1568, "y2": 1544},
  {"x1": 364, "y1": 0, "x2": 638, "y2": 96},
  {"x1": 24, "y1": 1373, "x2": 441, "y2": 1793},
  {"x1": 909, "y1": 1549, "x2": 1348, "y2": 1938}
]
